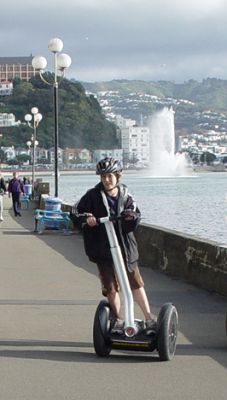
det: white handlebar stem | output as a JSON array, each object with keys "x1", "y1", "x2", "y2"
[{"x1": 100, "y1": 218, "x2": 136, "y2": 331}]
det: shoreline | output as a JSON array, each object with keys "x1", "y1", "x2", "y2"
[
  {"x1": 0, "y1": 168, "x2": 149, "y2": 177},
  {"x1": 1, "y1": 165, "x2": 226, "y2": 178}
]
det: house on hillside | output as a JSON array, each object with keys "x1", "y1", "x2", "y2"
[
  {"x1": 0, "y1": 80, "x2": 13, "y2": 96},
  {"x1": 1, "y1": 146, "x2": 16, "y2": 160},
  {"x1": 48, "y1": 147, "x2": 63, "y2": 165},
  {"x1": 63, "y1": 147, "x2": 91, "y2": 165},
  {"x1": 0, "y1": 56, "x2": 34, "y2": 82},
  {"x1": 93, "y1": 149, "x2": 123, "y2": 164},
  {"x1": 0, "y1": 113, "x2": 17, "y2": 127}
]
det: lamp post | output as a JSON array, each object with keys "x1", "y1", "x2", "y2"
[
  {"x1": 25, "y1": 107, "x2": 42, "y2": 189},
  {"x1": 32, "y1": 38, "x2": 71, "y2": 197}
]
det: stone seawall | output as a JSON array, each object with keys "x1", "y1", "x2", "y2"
[
  {"x1": 38, "y1": 190, "x2": 227, "y2": 298},
  {"x1": 135, "y1": 223, "x2": 227, "y2": 297}
]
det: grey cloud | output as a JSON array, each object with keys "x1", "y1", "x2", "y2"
[{"x1": 1, "y1": 0, "x2": 227, "y2": 82}]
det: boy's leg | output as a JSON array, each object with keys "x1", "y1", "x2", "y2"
[
  {"x1": 96, "y1": 261, "x2": 122, "y2": 319},
  {"x1": 132, "y1": 287, "x2": 157, "y2": 333},
  {"x1": 127, "y1": 264, "x2": 155, "y2": 321},
  {"x1": 132, "y1": 287, "x2": 152, "y2": 320},
  {"x1": 107, "y1": 291, "x2": 121, "y2": 319}
]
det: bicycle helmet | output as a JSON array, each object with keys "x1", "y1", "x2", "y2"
[{"x1": 96, "y1": 157, "x2": 123, "y2": 175}]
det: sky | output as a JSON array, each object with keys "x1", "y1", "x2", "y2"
[{"x1": 1, "y1": 0, "x2": 227, "y2": 83}]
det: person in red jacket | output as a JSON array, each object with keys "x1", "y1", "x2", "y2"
[
  {"x1": 76, "y1": 157, "x2": 157, "y2": 334},
  {"x1": 8, "y1": 171, "x2": 24, "y2": 217}
]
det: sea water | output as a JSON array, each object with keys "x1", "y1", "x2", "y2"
[{"x1": 43, "y1": 171, "x2": 227, "y2": 245}]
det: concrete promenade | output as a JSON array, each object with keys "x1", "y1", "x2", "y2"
[{"x1": 0, "y1": 197, "x2": 227, "y2": 400}]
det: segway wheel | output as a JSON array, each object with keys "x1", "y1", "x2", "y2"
[
  {"x1": 157, "y1": 303, "x2": 178, "y2": 361},
  {"x1": 93, "y1": 300, "x2": 112, "y2": 357}
]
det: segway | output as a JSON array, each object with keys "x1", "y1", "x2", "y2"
[{"x1": 93, "y1": 215, "x2": 178, "y2": 361}]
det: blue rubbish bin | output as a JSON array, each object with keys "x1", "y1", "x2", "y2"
[
  {"x1": 44, "y1": 197, "x2": 63, "y2": 229},
  {"x1": 24, "y1": 184, "x2": 32, "y2": 196},
  {"x1": 44, "y1": 197, "x2": 62, "y2": 212}
]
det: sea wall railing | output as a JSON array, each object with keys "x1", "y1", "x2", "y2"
[
  {"x1": 36, "y1": 186, "x2": 227, "y2": 297},
  {"x1": 135, "y1": 223, "x2": 227, "y2": 297}
]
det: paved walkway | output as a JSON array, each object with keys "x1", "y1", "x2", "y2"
[{"x1": 0, "y1": 196, "x2": 227, "y2": 400}]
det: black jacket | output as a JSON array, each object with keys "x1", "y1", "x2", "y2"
[
  {"x1": 0, "y1": 177, "x2": 6, "y2": 194},
  {"x1": 76, "y1": 182, "x2": 141, "y2": 271}
]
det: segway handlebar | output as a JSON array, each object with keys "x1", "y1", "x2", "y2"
[
  {"x1": 76, "y1": 211, "x2": 136, "y2": 223},
  {"x1": 76, "y1": 211, "x2": 138, "y2": 336},
  {"x1": 97, "y1": 215, "x2": 137, "y2": 336}
]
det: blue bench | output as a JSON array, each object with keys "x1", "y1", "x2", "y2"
[{"x1": 34, "y1": 209, "x2": 71, "y2": 235}]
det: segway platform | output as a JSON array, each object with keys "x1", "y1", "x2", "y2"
[
  {"x1": 93, "y1": 300, "x2": 178, "y2": 361},
  {"x1": 110, "y1": 320, "x2": 157, "y2": 352}
]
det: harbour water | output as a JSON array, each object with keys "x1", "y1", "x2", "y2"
[{"x1": 44, "y1": 171, "x2": 227, "y2": 245}]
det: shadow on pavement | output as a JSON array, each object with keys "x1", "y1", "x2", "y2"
[
  {"x1": 1, "y1": 205, "x2": 227, "y2": 369},
  {"x1": 0, "y1": 339, "x2": 226, "y2": 365},
  {"x1": 0, "y1": 338, "x2": 160, "y2": 363}
]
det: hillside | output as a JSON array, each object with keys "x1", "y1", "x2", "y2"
[
  {"x1": 2, "y1": 77, "x2": 227, "y2": 149},
  {"x1": 83, "y1": 78, "x2": 227, "y2": 111},
  {"x1": 82, "y1": 78, "x2": 227, "y2": 136},
  {"x1": 0, "y1": 75, "x2": 118, "y2": 149}
]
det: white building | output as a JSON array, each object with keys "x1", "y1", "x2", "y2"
[
  {"x1": 120, "y1": 125, "x2": 150, "y2": 165},
  {"x1": 36, "y1": 148, "x2": 49, "y2": 162},
  {"x1": 0, "y1": 80, "x2": 13, "y2": 96},
  {"x1": 48, "y1": 147, "x2": 63, "y2": 165},
  {"x1": 1, "y1": 146, "x2": 16, "y2": 160},
  {"x1": 115, "y1": 115, "x2": 136, "y2": 129},
  {"x1": 63, "y1": 147, "x2": 91, "y2": 164},
  {"x1": 0, "y1": 113, "x2": 17, "y2": 127},
  {"x1": 93, "y1": 149, "x2": 123, "y2": 164}
]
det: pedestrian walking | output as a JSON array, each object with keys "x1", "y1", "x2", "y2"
[
  {"x1": 0, "y1": 172, "x2": 7, "y2": 221},
  {"x1": 8, "y1": 171, "x2": 24, "y2": 217}
]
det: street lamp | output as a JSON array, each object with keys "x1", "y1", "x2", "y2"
[
  {"x1": 32, "y1": 38, "x2": 71, "y2": 197},
  {"x1": 25, "y1": 107, "x2": 42, "y2": 189},
  {"x1": 26, "y1": 140, "x2": 32, "y2": 156}
]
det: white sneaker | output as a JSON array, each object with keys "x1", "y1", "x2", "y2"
[
  {"x1": 0, "y1": 217, "x2": 4, "y2": 221},
  {"x1": 111, "y1": 319, "x2": 124, "y2": 333},
  {"x1": 145, "y1": 319, "x2": 157, "y2": 335}
]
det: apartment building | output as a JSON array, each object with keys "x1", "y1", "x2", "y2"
[
  {"x1": 93, "y1": 149, "x2": 123, "y2": 164},
  {"x1": 115, "y1": 114, "x2": 136, "y2": 129},
  {"x1": 0, "y1": 56, "x2": 34, "y2": 82},
  {"x1": 121, "y1": 125, "x2": 150, "y2": 165}
]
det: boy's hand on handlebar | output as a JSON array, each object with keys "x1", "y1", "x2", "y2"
[
  {"x1": 86, "y1": 214, "x2": 98, "y2": 227},
  {"x1": 121, "y1": 209, "x2": 137, "y2": 221}
]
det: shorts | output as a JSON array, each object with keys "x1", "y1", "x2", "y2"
[{"x1": 96, "y1": 261, "x2": 144, "y2": 296}]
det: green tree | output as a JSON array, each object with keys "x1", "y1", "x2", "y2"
[
  {"x1": 1, "y1": 77, "x2": 118, "y2": 150},
  {"x1": 200, "y1": 152, "x2": 216, "y2": 165},
  {"x1": 0, "y1": 149, "x2": 7, "y2": 163},
  {"x1": 17, "y1": 154, "x2": 30, "y2": 165}
]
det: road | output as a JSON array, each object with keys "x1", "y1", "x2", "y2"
[{"x1": 0, "y1": 197, "x2": 226, "y2": 400}]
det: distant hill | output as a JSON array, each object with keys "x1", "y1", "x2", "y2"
[
  {"x1": 2, "y1": 77, "x2": 227, "y2": 150},
  {"x1": 82, "y1": 78, "x2": 227, "y2": 112},
  {"x1": 0, "y1": 76, "x2": 118, "y2": 149},
  {"x1": 82, "y1": 78, "x2": 227, "y2": 136}
]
